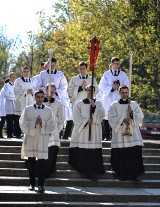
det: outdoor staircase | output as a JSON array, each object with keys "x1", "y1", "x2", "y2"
[{"x1": 0, "y1": 139, "x2": 160, "y2": 206}]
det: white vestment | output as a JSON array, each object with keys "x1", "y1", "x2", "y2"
[
  {"x1": 20, "y1": 105, "x2": 55, "y2": 159},
  {"x1": 108, "y1": 100, "x2": 144, "y2": 149},
  {"x1": 0, "y1": 88, "x2": 6, "y2": 117},
  {"x1": 31, "y1": 74, "x2": 40, "y2": 91},
  {"x1": 70, "y1": 99, "x2": 105, "y2": 149},
  {"x1": 99, "y1": 70, "x2": 129, "y2": 119},
  {"x1": 14, "y1": 78, "x2": 35, "y2": 115},
  {"x1": 36, "y1": 69, "x2": 68, "y2": 100},
  {"x1": 68, "y1": 75, "x2": 99, "y2": 109},
  {"x1": 3, "y1": 82, "x2": 15, "y2": 115},
  {"x1": 45, "y1": 99, "x2": 65, "y2": 147}
]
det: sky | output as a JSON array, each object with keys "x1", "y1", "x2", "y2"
[{"x1": 0, "y1": 0, "x2": 55, "y2": 40}]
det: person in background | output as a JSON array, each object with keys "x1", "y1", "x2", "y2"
[
  {"x1": 44, "y1": 84, "x2": 65, "y2": 177},
  {"x1": 3, "y1": 72, "x2": 16, "y2": 138},
  {"x1": 68, "y1": 61, "x2": 99, "y2": 109},
  {"x1": 14, "y1": 66, "x2": 35, "y2": 138},
  {"x1": 67, "y1": 61, "x2": 99, "y2": 139},
  {"x1": 32, "y1": 62, "x2": 46, "y2": 91},
  {"x1": 98, "y1": 57, "x2": 129, "y2": 140},
  {"x1": 108, "y1": 85, "x2": 145, "y2": 181},
  {"x1": 0, "y1": 78, "x2": 9, "y2": 139},
  {"x1": 20, "y1": 89, "x2": 55, "y2": 193}
]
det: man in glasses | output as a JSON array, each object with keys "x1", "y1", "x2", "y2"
[
  {"x1": 108, "y1": 85, "x2": 145, "y2": 182},
  {"x1": 98, "y1": 57, "x2": 129, "y2": 140}
]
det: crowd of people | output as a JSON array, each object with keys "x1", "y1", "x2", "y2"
[{"x1": 0, "y1": 57, "x2": 145, "y2": 193}]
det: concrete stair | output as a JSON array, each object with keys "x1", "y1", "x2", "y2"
[{"x1": 0, "y1": 138, "x2": 160, "y2": 206}]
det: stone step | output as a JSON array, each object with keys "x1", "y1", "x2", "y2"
[
  {"x1": 0, "y1": 177, "x2": 160, "y2": 188},
  {"x1": 1, "y1": 139, "x2": 160, "y2": 148},
  {"x1": 0, "y1": 153, "x2": 159, "y2": 164},
  {"x1": 0, "y1": 168, "x2": 159, "y2": 180},
  {"x1": 0, "y1": 160, "x2": 159, "y2": 171},
  {"x1": 0, "y1": 186, "x2": 160, "y2": 203},
  {"x1": 0, "y1": 146, "x2": 160, "y2": 156},
  {"x1": 0, "y1": 201, "x2": 160, "y2": 206}
]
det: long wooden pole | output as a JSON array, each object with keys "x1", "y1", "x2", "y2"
[
  {"x1": 129, "y1": 51, "x2": 134, "y2": 97},
  {"x1": 48, "y1": 49, "x2": 53, "y2": 99}
]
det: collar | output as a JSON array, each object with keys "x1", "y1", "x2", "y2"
[
  {"x1": 33, "y1": 104, "x2": 45, "y2": 109},
  {"x1": 118, "y1": 99, "x2": 129, "y2": 104},
  {"x1": 9, "y1": 82, "x2": 14, "y2": 86},
  {"x1": 111, "y1": 69, "x2": 120, "y2": 76},
  {"x1": 83, "y1": 98, "x2": 96, "y2": 104},
  {"x1": 43, "y1": 96, "x2": 55, "y2": 103},
  {"x1": 47, "y1": 69, "x2": 57, "y2": 74},
  {"x1": 79, "y1": 74, "x2": 88, "y2": 79},
  {"x1": 21, "y1": 77, "x2": 31, "y2": 82}
]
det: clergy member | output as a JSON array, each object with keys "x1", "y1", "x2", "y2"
[
  {"x1": 98, "y1": 57, "x2": 129, "y2": 140},
  {"x1": 68, "y1": 61, "x2": 99, "y2": 109},
  {"x1": 3, "y1": 72, "x2": 16, "y2": 138},
  {"x1": 108, "y1": 85, "x2": 145, "y2": 181},
  {"x1": 44, "y1": 83, "x2": 65, "y2": 177},
  {"x1": 20, "y1": 89, "x2": 55, "y2": 193},
  {"x1": 14, "y1": 66, "x2": 35, "y2": 138},
  {"x1": 68, "y1": 84, "x2": 105, "y2": 181}
]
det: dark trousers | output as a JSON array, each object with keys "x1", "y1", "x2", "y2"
[
  {"x1": 6, "y1": 114, "x2": 16, "y2": 137},
  {"x1": 102, "y1": 119, "x2": 112, "y2": 140},
  {"x1": 46, "y1": 146, "x2": 59, "y2": 178},
  {"x1": 63, "y1": 120, "x2": 74, "y2": 139},
  {"x1": 28, "y1": 157, "x2": 46, "y2": 187},
  {"x1": 14, "y1": 115, "x2": 22, "y2": 136},
  {"x1": 0, "y1": 116, "x2": 6, "y2": 137}
]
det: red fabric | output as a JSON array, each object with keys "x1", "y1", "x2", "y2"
[{"x1": 89, "y1": 37, "x2": 100, "y2": 71}]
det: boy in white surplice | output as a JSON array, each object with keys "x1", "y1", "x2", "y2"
[
  {"x1": 68, "y1": 85, "x2": 105, "y2": 181},
  {"x1": 20, "y1": 89, "x2": 55, "y2": 193}
]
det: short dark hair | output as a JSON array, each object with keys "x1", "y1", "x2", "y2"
[
  {"x1": 78, "y1": 61, "x2": 88, "y2": 68},
  {"x1": 22, "y1": 66, "x2": 30, "y2": 71},
  {"x1": 34, "y1": 89, "x2": 45, "y2": 97},
  {"x1": 41, "y1": 62, "x2": 45, "y2": 67},
  {"x1": 119, "y1": 85, "x2": 129, "y2": 92},
  {"x1": 111, "y1": 57, "x2": 120, "y2": 63},
  {"x1": 51, "y1": 57, "x2": 57, "y2": 63}
]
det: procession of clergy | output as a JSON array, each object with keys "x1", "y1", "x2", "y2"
[{"x1": 0, "y1": 57, "x2": 145, "y2": 193}]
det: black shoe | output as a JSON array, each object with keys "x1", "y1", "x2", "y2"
[
  {"x1": 28, "y1": 185, "x2": 35, "y2": 191},
  {"x1": 112, "y1": 172, "x2": 118, "y2": 178},
  {"x1": 14, "y1": 135, "x2": 23, "y2": 139},
  {"x1": 38, "y1": 186, "x2": 45, "y2": 193},
  {"x1": 132, "y1": 176, "x2": 141, "y2": 182}
]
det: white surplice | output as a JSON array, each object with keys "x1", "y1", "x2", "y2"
[
  {"x1": 20, "y1": 105, "x2": 55, "y2": 159},
  {"x1": 70, "y1": 99, "x2": 105, "y2": 149},
  {"x1": 108, "y1": 100, "x2": 144, "y2": 149},
  {"x1": 68, "y1": 75, "x2": 99, "y2": 109},
  {"x1": 45, "y1": 99, "x2": 65, "y2": 147},
  {"x1": 99, "y1": 70, "x2": 129, "y2": 119},
  {"x1": 14, "y1": 78, "x2": 35, "y2": 115}
]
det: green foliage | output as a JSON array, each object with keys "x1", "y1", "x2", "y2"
[{"x1": 3, "y1": 0, "x2": 160, "y2": 112}]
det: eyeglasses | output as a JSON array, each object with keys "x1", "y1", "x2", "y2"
[{"x1": 121, "y1": 92, "x2": 128, "y2": 94}]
